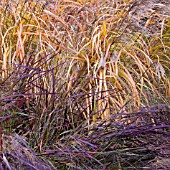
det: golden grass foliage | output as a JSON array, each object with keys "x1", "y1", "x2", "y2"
[
  {"x1": 0, "y1": 0, "x2": 170, "y2": 169},
  {"x1": 0, "y1": 0, "x2": 169, "y2": 124}
]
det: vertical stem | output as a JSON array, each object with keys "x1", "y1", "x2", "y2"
[{"x1": 0, "y1": 122, "x2": 2, "y2": 157}]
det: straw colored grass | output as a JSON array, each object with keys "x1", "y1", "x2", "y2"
[{"x1": 0, "y1": 0, "x2": 170, "y2": 169}]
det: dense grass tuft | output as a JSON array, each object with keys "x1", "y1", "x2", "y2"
[{"x1": 0, "y1": 0, "x2": 170, "y2": 169}]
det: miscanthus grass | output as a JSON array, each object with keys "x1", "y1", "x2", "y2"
[{"x1": 0, "y1": 0, "x2": 170, "y2": 169}]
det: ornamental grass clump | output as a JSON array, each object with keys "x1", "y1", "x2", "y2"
[{"x1": 0, "y1": 0, "x2": 170, "y2": 169}]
